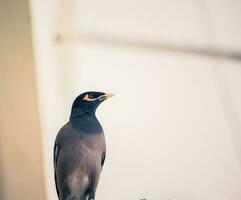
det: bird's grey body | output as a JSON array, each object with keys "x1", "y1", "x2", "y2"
[{"x1": 54, "y1": 122, "x2": 106, "y2": 200}]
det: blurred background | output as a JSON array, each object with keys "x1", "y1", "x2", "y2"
[{"x1": 0, "y1": 0, "x2": 241, "y2": 200}]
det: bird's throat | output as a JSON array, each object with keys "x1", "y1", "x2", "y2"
[{"x1": 70, "y1": 114, "x2": 103, "y2": 134}]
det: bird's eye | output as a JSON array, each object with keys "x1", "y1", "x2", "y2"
[{"x1": 88, "y1": 95, "x2": 94, "y2": 99}]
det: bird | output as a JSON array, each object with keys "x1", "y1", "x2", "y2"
[{"x1": 54, "y1": 91, "x2": 114, "y2": 200}]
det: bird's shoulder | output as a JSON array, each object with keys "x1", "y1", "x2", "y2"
[{"x1": 56, "y1": 122, "x2": 74, "y2": 140}]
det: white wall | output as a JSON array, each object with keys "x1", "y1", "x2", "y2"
[{"x1": 30, "y1": 0, "x2": 241, "y2": 200}]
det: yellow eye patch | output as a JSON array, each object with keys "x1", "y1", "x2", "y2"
[{"x1": 83, "y1": 94, "x2": 96, "y2": 101}]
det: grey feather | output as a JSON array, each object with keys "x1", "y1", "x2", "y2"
[{"x1": 54, "y1": 123, "x2": 106, "y2": 200}]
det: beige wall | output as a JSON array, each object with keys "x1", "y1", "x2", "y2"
[
  {"x1": 0, "y1": 0, "x2": 46, "y2": 199},
  {"x1": 30, "y1": 0, "x2": 241, "y2": 200}
]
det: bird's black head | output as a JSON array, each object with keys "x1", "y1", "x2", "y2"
[{"x1": 70, "y1": 91, "x2": 114, "y2": 119}]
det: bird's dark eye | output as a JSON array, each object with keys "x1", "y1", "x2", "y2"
[{"x1": 88, "y1": 95, "x2": 94, "y2": 99}]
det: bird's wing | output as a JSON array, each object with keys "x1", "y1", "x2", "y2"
[
  {"x1": 54, "y1": 141, "x2": 60, "y2": 199},
  {"x1": 101, "y1": 150, "x2": 106, "y2": 169}
]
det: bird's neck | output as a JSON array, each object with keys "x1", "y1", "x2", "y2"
[{"x1": 70, "y1": 112, "x2": 103, "y2": 134}]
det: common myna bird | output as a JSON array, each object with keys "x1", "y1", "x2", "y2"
[{"x1": 54, "y1": 91, "x2": 114, "y2": 200}]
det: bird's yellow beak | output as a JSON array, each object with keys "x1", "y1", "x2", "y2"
[
  {"x1": 104, "y1": 93, "x2": 115, "y2": 98},
  {"x1": 98, "y1": 92, "x2": 115, "y2": 101}
]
